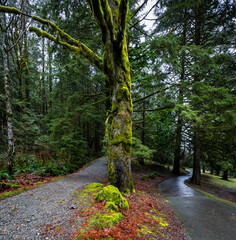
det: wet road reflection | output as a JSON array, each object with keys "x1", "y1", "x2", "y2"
[
  {"x1": 159, "y1": 170, "x2": 201, "y2": 197},
  {"x1": 159, "y1": 170, "x2": 236, "y2": 240}
]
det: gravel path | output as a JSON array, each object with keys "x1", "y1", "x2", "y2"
[{"x1": 0, "y1": 157, "x2": 107, "y2": 240}]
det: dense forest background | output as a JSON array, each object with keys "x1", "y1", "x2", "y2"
[{"x1": 0, "y1": 0, "x2": 235, "y2": 183}]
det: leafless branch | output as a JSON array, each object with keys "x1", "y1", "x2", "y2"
[{"x1": 7, "y1": 19, "x2": 32, "y2": 51}]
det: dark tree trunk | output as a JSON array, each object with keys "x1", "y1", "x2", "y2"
[
  {"x1": 202, "y1": 163, "x2": 205, "y2": 173},
  {"x1": 139, "y1": 100, "x2": 146, "y2": 165},
  {"x1": 191, "y1": 127, "x2": 201, "y2": 185},
  {"x1": 24, "y1": 32, "x2": 30, "y2": 108},
  {"x1": 41, "y1": 33, "x2": 47, "y2": 116},
  {"x1": 222, "y1": 170, "x2": 228, "y2": 181},
  {"x1": 173, "y1": 15, "x2": 186, "y2": 175},
  {"x1": 173, "y1": 117, "x2": 182, "y2": 175},
  {"x1": 191, "y1": 5, "x2": 203, "y2": 185},
  {"x1": 48, "y1": 41, "x2": 52, "y2": 110}
]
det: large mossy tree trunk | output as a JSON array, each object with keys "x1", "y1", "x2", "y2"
[
  {"x1": 89, "y1": 0, "x2": 134, "y2": 192},
  {"x1": 106, "y1": 40, "x2": 133, "y2": 192}
]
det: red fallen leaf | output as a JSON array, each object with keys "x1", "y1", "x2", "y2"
[{"x1": 71, "y1": 230, "x2": 80, "y2": 238}]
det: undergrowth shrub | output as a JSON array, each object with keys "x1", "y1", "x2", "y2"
[
  {"x1": 14, "y1": 154, "x2": 42, "y2": 174},
  {"x1": 132, "y1": 137, "x2": 156, "y2": 164},
  {"x1": 39, "y1": 162, "x2": 78, "y2": 176},
  {"x1": 0, "y1": 171, "x2": 14, "y2": 180}
]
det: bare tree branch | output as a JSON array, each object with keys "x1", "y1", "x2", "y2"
[
  {"x1": 7, "y1": 19, "x2": 32, "y2": 51},
  {"x1": 133, "y1": 87, "x2": 168, "y2": 104}
]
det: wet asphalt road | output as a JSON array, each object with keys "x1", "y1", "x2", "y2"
[{"x1": 159, "y1": 171, "x2": 236, "y2": 240}]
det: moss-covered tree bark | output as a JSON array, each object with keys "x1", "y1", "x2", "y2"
[
  {"x1": 89, "y1": 0, "x2": 134, "y2": 192},
  {"x1": 0, "y1": 0, "x2": 134, "y2": 192}
]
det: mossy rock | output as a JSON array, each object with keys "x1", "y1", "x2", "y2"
[
  {"x1": 88, "y1": 211, "x2": 123, "y2": 230},
  {"x1": 96, "y1": 185, "x2": 129, "y2": 209},
  {"x1": 104, "y1": 201, "x2": 119, "y2": 212}
]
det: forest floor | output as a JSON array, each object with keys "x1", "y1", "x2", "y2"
[
  {"x1": 187, "y1": 173, "x2": 236, "y2": 204},
  {"x1": 0, "y1": 158, "x2": 190, "y2": 240},
  {"x1": 1, "y1": 159, "x2": 235, "y2": 239}
]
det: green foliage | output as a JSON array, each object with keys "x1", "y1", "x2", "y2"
[
  {"x1": 141, "y1": 172, "x2": 164, "y2": 181},
  {"x1": 13, "y1": 153, "x2": 78, "y2": 177},
  {"x1": 132, "y1": 137, "x2": 156, "y2": 163},
  {"x1": 0, "y1": 171, "x2": 13, "y2": 180},
  {"x1": 39, "y1": 162, "x2": 76, "y2": 176},
  {"x1": 14, "y1": 154, "x2": 42, "y2": 174}
]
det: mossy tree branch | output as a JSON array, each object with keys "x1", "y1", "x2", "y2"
[
  {"x1": 88, "y1": 0, "x2": 110, "y2": 44},
  {"x1": 117, "y1": 0, "x2": 129, "y2": 41},
  {"x1": 0, "y1": 5, "x2": 103, "y2": 71},
  {"x1": 87, "y1": 0, "x2": 128, "y2": 45}
]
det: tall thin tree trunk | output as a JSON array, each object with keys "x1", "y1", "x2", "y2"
[
  {"x1": 1, "y1": 10, "x2": 15, "y2": 174},
  {"x1": 222, "y1": 170, "x2": 228, "y2": 181},
  {"x1": 173, "y1": 13, "x2": 186, "y2": 175},
  {"x1": 24, "y1": 32, "x2": 30, "y2": 108},
  {"x1": 48, "y1": 41, "x2": 52, "y2": 110},
  {"x1": 191, "y1": 5, "x2": 203, "y2": 185},
  {"x1": 42, "y1": 34, "x2": 47, "y2": 115},
  {"x1": 140, "y1": 99, "x2": 146, "y2": 165}
]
